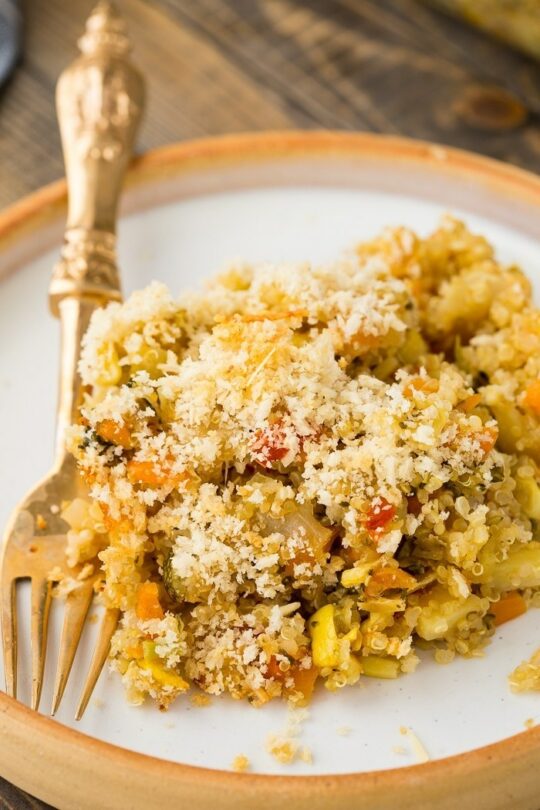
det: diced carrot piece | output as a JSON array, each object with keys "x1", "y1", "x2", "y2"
[
  {"x1": 127, "y1": 460, "x2": 186, "y2": 487},
  {"x1": 491, "y1": 592, "x2": 527, "y2": 627},
  {"x1": 523, "y1": 381, "x2": 540, "y2": 415},
  {"x1": 284, "y1": 540, "x2": 333, "y2": 577},
  {"x1": 404, "y1": 377, "x2": 439, "y2": 398},
  {"x1": 284, "y1": 664, "x2": 319, "y2": 704},
  {"x1": 458, "y1": 394, "x2": 482, "y2": 413},
  {"x1": 96, "y1": 419, "x2": 132, "y2": 448},
  {"x1": 266, "y1": 655, "x2": 285, "y2": 681},
  {"x1": 365, "y1": 566, "x2": 416, "y2": 597},
  {"x1": 477, "y1": 425, "x2": 498, "y2": 454},
  {"x1": 136, "y1": 582, "x2": 164, "y2": 621},
  {"x1": 348, "y1": 331, "x2": 381, "y2": 350},
  {"x1": 127, "y1": 461, "x2": 163, "y2": 485},
  {"x1": 100, "y1": 506, "x2": 132, "y2": 532},
  {"x1": 266, "y1": 655, "x2": 318, "y2": 704}
]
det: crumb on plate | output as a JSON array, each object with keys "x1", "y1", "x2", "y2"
[
  {"x1": 400, "y1": 726, "x2": 430, "y2": 763},
  {"x1": 266, "y1": 734, "x2": 298, "y2": 765},
  {"x1": 232, "y1": 754, "x2": 250, "y2": 772},
  {"x1": 191, "y1": 693, "x2": 212, "y2": 708}
]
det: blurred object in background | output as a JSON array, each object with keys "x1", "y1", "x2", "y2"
[
  {"x1": 0, "y1": 0, "x2": 21, "y2": 88},
  {"x1": 426, "y1": 0, "x2": 540, "y2": 60}
]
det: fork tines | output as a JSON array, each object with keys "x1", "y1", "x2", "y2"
[{"x1": 1, "y1": 541, "x2": 118, "y2": 718}]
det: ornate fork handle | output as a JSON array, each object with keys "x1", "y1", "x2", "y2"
[
  {"x1": 50, "y1": 1, "x2": 144, "y2": 313},
  {"x1": 49, "y1": 2, "x2": 144, "y2": 459}
]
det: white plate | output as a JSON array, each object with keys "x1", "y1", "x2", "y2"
[{"x1": 1, "y1": 133, "x2": 539, "y2": 781}]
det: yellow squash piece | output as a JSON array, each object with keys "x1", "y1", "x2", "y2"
[
  {"x1": 309, "y1": 604, "x2": 340, "y2": 668},
  {"x1": 141, "y1": 641, "x2": 188, "y2": 690},
  {"x1": 515, "y1": 476, "x2": 540, "y2": 521},
  {"x1": 416, "y1": 587, "x2": 486, "y2": 641},
  {"x1": 479, "y1": 542, "x2": 540, "y2": 590},
  {"x1": 341, "y1": 563, "x2": 374, "y2": 588},
  {"x1": 361, "y1": 656, "x2": 400, "y2": 679}
]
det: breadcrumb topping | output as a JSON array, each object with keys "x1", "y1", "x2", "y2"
[{"x1": 63, "y1": 216, "x2": 540, "y2": 708}]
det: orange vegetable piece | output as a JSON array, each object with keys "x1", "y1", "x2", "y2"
[
  {"x1": 136, "y1": 582, "x2": 164, "y2": 621},
  {"x1": 458, "y1": 394, "x2": 482, "y2": 413},
  {"x1": 348, "y1": 331, "x2": 381, "y2": 350},
  {"x1": 365, "y1": 566, "x2": 416, "y2": 597},
  {"x1": 266, "y1": 655, "x2": 285, "y2": 681},
  {"x1": 97, "y1": 419, "x2": 132, "y2": 448},
  {"x1": 523, "y1": 381, "x2": 540, "y2": 415},
  {"x1": 283, "y1": 545, "x2": 323, "y2": 577},
  {"x1": 404, "y1": 376, "x2": 439, "y2": 398},
  {"x1": 281, "y1": 514, "x2": 335, "y2": 576},
  {"x1": 284, "y1": 664, "x2": 319, "y2": 705},
  {"x1": 127, "y1": 460, "x2": 186, "y2": 487},
  {"x1": 477, "y1": 425, "x2": 498, "y2": 455},
  {"x1": 491, "y1": 591, "x2": 527, "y2": 627}
]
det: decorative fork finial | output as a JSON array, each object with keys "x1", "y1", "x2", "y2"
[{"x1": 79, "y1": 1, "x2": 131, "y2": 56}]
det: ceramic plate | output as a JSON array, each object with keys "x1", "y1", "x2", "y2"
[{"x1": 1, "y1": 132, "x2": 539, "y2": 810}]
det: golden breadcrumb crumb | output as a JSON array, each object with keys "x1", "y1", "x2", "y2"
[
  {"x1": 191, "y1": 693, "x2": 212, "y2": 708},
  {"x1": 266, "y1": 735, "x2": 298, "y2": 764},
  {"x1": 232, "y1": 754, "x2": 250, "y2": 772}
]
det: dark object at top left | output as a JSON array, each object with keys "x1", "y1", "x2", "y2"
[{"x1": 0, "y1": 0, "x2": 21, "y2": 88}]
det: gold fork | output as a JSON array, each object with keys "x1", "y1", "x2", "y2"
[{"x1": 0, "y1": 1, "x2": 144, "y2": 719}]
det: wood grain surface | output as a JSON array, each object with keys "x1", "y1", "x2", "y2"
[
  {"x1": 0, "y1": 1, "x2": 539, "y2": 808},
  {"x1": 1, "y1": 0, "x2": 540, "y2": 210}
]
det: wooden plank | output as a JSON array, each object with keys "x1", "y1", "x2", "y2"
[
  {"x1": 0, "y1": 776, "x2": 53, "y2": 809},
  {"x1": 1, "y1": 0, "x2": 540, "y2": 210},
  {"x1": 0, "y1": 0, "x2": 295, "y2": 208},
  {"x1": 154, "y1": 0, "x2": 540, "y2": 168}
]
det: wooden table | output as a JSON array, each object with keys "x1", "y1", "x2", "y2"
[{"x1": 0, "y1": 0, "x2": 539, "y2": 807}]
